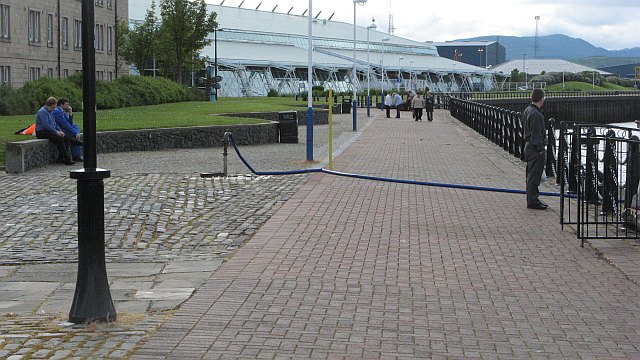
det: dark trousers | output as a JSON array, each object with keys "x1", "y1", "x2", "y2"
[
  {"x1": 385, "y1": 105, "x2": 391, "y2": 118},
  {"x1": 414, "y1": 108, "x2": 423, "y2": 120},
  {"x1": 37, "y1": 130, "x2": 73, "y2": 162},
  {"x1": 395, "y1": 107, "x2": 401, "y2": 118},
  {"x1": 426, "y1": 109, "x2": 434, "y2": 121},
  {"x1": 525, "y1": 142, "x2": 546, "y2": 205}
]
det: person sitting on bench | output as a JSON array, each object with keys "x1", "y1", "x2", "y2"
[{"x1": 35, "y1": 97, "x2": 82, "y2": 165}]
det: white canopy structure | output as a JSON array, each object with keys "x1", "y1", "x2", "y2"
[{"x1": 130, "y1": 2, "x2": 496, "y2": 96}]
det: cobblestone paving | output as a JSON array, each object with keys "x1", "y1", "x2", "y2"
[
  {"x1": 0, "y1": 111, "x2": 372, "y2": 359},
  {"x1": 0, "y1": 173, "x2": 307, "y2": 265}
]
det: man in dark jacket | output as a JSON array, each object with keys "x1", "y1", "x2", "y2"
[{"x1": 522, "y1": 89, "x2": 548, "y2": 210}]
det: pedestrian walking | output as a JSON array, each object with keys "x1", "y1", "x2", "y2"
[
  {"x1": 393, "y1": 92, "x2": 403, "y2": 118},
  {"x1": 384, "y1": 93, "x2": 393, "y2": 118},
  {"x1": 411, "y1": 92, "x2": 426, "y2": 121},
  {"x1": 425, "y1": 92, "x2": 435, "y2": 121}
]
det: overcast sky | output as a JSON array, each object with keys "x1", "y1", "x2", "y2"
[{"x1": 201, "y1": 0, "x2": 639, "y2": 50}]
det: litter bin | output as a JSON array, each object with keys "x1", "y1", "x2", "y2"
[
  {"x1": 341, "y1": 99, "x2": 352, "y2": 114},
  {"x1": 278, "y1": 111, "x2": 298, "y2": 143}
]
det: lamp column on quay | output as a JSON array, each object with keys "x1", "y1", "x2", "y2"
[
  {"x1": 306, "y1": 0, "x2": 313, "y2": 161},
  {"x1": 68, "y1": 0, "x2": 116, "y2": 324},
  {"x1": 409, "y1": 59, "x2": 414, "y2": 90},
  {"x1": 478, "y1": 48, "x2": 484, "y2": 67},
  {"x1": 353, "y1": 0, "x2": 367, "y2": 131},
  {"x1": 397, "y1": 56, "x2": 403, "y2": 92},
  {"x1": 380, "y1": 36, "x2": 389, "y2": 99},
  {"x1": 522, "y1": 52, "x2": 526, "y2": 89},
  {"x1": 366, "y1": 19, "x2": 376, "y2": 117}
]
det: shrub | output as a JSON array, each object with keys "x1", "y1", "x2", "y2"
[
  {"x1": 267, "y1": 88, "x2": 279, "y2": 97},
  {"x1": 0, "y1": 75, "x2": 197, "y2": 116}
]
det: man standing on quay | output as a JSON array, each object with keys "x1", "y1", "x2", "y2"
[{"x1": 523, "y1": 89, "x2": 548, "y2": 210}]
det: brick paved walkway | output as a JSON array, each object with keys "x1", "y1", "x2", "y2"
[{"x1": 132, "y1": 110, "x2": 640, "y2": 359}]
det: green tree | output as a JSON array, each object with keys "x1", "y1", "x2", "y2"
[
  {"x1": 120, "y1": 1, "x2": 159, "y2": 75},
  {"x1": 157, "y1": 0, "x2": 217, "y2": 84}
]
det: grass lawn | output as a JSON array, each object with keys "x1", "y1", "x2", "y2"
[
  {"x1": 544, "y1": 81, "x2": 635, "y2": 92},
  {"x1": 0, "y1": 97, "x2": 325, "y2": 166}
]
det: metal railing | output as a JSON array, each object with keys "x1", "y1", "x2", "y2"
[
  {"x1": 446, "y1": 90, "x2": 640, "y2": 100},
  {"x1": 557, "y1": 123, "x2": 640, "y2": 245},
  {"x1": 449, "y1": 97, "x2": 640, "y2": 243},
  {"x1": 448, "y1": 98, "x2": 558, "y2": 168}
]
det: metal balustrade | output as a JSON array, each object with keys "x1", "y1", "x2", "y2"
[{"x1": 449, "y1": 97, "x2": 640, "y2": 243}]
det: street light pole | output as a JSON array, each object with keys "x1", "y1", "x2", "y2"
[
  {"x1": 352, "y1": 0, "x2": 368, "y2": 131},
  {"x1": 522, "y1": 52, "x2": 526, "y2": 89},
  {"x1": 398, "y1": 56, "x2": 403, "y2": 92},
  {"x1": 409, "y1": 59, "x2": 413, "y2": 90},
  {"x1": 366, "y1": 19, "x2": 376, "y2": 118},
  {"x1": 69, "y1": 0, "x2": 116, "y2": 324},
  {"x1": 306, "y1": 0, "x2": 313, "y2": 161},
  {"x1": 381, "y1": 36, "x2": 389, "y2": 100},
  {"x1": 478, "y1": 48, "x2": 484, "y2": 67}
]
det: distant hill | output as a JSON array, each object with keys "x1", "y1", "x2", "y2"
[
  {"x1": 572, "y1": 56, "x2": 640, "y2": 69},
  {"x1": 455, "y1": 34, "x2": 640, "y2": 64}
]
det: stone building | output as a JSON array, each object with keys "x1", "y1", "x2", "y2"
[{"x1": 0, "y1": 0, "x2": 128, "y2": 88}]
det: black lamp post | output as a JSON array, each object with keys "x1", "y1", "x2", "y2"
[{"x1": 68, "y1": 0, "x2": 116, "y2": 324}]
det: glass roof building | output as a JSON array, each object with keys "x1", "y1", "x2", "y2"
[{"x1": 130, "y1": 1, "x2": 495, "y2": 96}]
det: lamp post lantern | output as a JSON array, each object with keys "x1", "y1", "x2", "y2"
[
  {"x1": 366, "y1": 19, "x2": 376, "y2": 117},
  {"x1": 353, "y1": 0, "x2": 368, "y2": 131}
]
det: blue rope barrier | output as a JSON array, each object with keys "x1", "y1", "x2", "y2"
[{"x1": 228, "y1": 134, "x2": 577, "y2": 199}]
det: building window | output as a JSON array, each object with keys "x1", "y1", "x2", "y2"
[
  {"x1": 46, "y1": 68, "x2": 53, "y2": 77},
  {"x1": 107, "y1": 25, "x2": 112, "y2": 53},
  {"x1": 28, "y1": 9, "x2": 41, "y2": 44},
  {"x1": 0, "y1": 65, "x2": 10, "y2": 85},
  {"x1": 62, "y1": 17, "x2": 68, "y2": 48},
  {"x1": 47, "y1": 13, "x2": 53, "y2": 47},
  {"x1": 94, "y1": 24, "x2": 104, "y2": 51},
  {"x1": 0, "y1": 4, "x2": 10, "y2": 40},
  {"x1": 95, "y1": 0, "x2": 103, "y2": 7},
  {"x1": 96, "y1": 70, "x2": 104, "y2": 80},
  {"x1": 107, "y1": 0, "x2": 112, "y2": 9},
  {"x1": 73, "y1": 19, "x2": 81, "y2": 48},
  {"x1": 29, "y1": 67, "x2": 40, "y2": 81},
  {"x1": 108, "y1": 71, "x2": 113, "y2": 81},
  {"x1": 100, "y1": 24, "x2": 104, "y2": 50},
  {"x1": 63, "y1": 69, "x2": 69, "y2": 78}
]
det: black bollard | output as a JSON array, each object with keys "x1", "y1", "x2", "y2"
[
  {"x1": 584, "y1": 128, "x2": 600, "y2": 204},
  {"x1": 601, "y1": 130, "x2": 618, "y2": 214},
  {"x1": 624, "y1": 136, "x2": 640, "y2": 210},
  {"x1": 545, "y1": 118, "x2": 556, "y2": 178},
  {"x1": 568, "y1": 125, "x2": 579, "y2": 193}
]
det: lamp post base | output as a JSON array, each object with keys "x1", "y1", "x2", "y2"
[{"x1": 68, "y1": 169, "x2": 116, "y2": 324}]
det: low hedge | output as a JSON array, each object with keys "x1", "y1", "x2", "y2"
[{"x1": 0, "y1": 75, "x2": 204, "y2": 115}]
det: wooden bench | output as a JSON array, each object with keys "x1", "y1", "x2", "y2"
[{"x1": 6, "y1": 139, "x2": 60, "y2": 173}]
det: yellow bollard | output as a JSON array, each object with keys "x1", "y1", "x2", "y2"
[{"x1": 328, "y1": 89, "x2": 333, "y2": 170}]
